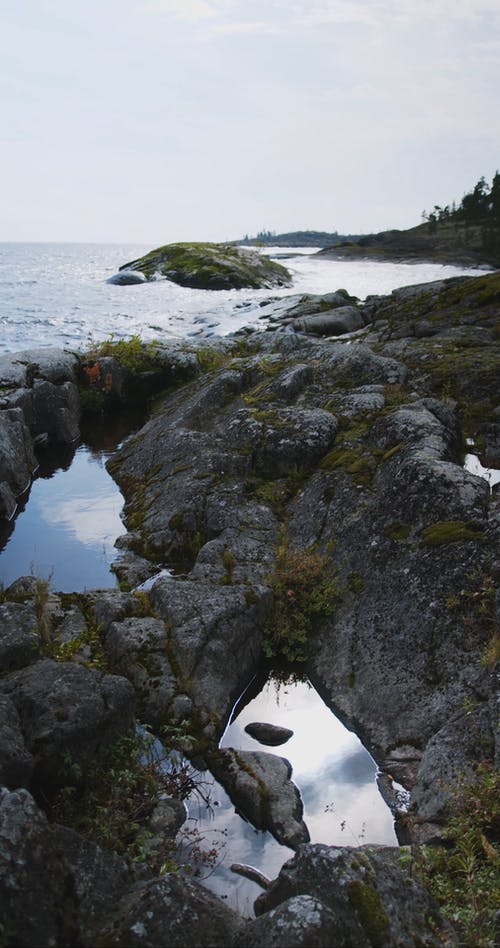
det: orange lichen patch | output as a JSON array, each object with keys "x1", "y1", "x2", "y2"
[{"x1": 83, "y1": 362, "x2": 101, "y2": 384}]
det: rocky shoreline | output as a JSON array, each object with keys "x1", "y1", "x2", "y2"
[{"x1": 0, "y1": 271, "x2": 499, "y2": 945}]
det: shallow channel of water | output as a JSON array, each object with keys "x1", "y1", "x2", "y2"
[
  {"x1": 0, "y1": 412, "x2": 142, "y2": 592},
  {"x1": 182, "y1": 673, "x2": 398, "y2": 916}
]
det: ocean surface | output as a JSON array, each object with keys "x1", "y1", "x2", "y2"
[{"x1": 0, "y1": 242, "x2": 486, "y2": 354}]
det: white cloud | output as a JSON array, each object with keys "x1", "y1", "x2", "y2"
[
  {"x1": 211, "y1": 20, "x2": 281, "y2": 35},
  {"x1": 142, "y1": 0, "x2": 227, "y2": 20}
]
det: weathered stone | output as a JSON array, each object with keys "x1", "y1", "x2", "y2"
[
  {"x1": 410, "y1": 704, "x2": 495, "y2": 839},
  {"x1": 0, "y1": 659, "x2": 135, "y2": 796},
  {"x1": 148, "y1": 796, "x2": 186, "y2": 838},
  {"x1": 0, "y1": 407, "x2": 36, "y2": 499},
  {"x1": 32, "y1": 379, "x2": 80, "y2": 443},
  {"x1": 226, "y1": 407, "x2": 338, "y2": 477},
  {"x1": 236, "y1": 894, "x2": 340, "y2": 947},
  {"x1": 0, "y1": 787, "x2": 138, "y2": 948},
  {"x1": 104, "y1": 617, "x2": 177, "y2": 728},
  {"x1": 255, "y1": 844, "x2": 456, "y2": 946},
  {"x1": 293, "y1": 305, "x2": 365, "y2": 336},
  {"x1": 208, "y1": 748, "x2": 310, "y2": 849},
  {"x1": 150, "y1": 578, "x2": 271, "y2": 736},
  {"x1": 107, "y1": 269, "x2": 147, "y2": 285},
  {"x1": 0, "y1": 788, "x2": 80, "y2": 947},
  {"x1": 0, "y1": 695, "x2": 34, "y2": 788},
  {"x1": 98, "y1": 874, "x2": 242, "y2": 946},
  {"x1": 245, "y1": 722, "x2": 294, "y2": 746},
  {"x1": 0, "y1": 601, "x2": 40, "y2": 672}
]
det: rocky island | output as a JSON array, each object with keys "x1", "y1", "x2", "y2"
[
  {"x1": 0, "y1": 269, "x2": 499, "y2": 946},
  {"x1": 109, "y1": 241, "x2": 292, "y2": 290}
]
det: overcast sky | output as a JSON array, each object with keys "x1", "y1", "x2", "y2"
[{"x1": 1, "y1": 0, "x2": 499, "y2": 243}]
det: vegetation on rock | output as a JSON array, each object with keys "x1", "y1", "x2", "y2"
[
  {"x1": 263, "y1": 545, "x2": 342, "y2": 662},
  {"x1": 416, "y1": 763, "x2": 500, "y2": 947},
  {"x1": 119, "y1": 241, "x2": 292, "y2": 289},
  {"x1": 317, "y1": 172, "x2": 500, "y2": 266}
]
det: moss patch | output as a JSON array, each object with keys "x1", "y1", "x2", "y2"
[
  {"x1": 348, "y1": 880, "x2": 390, "y2": 947},
  {"x1": 420, "y1": 521, "x2": 485, "y2": 546}
]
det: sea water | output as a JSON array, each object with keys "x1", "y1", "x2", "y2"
[{"x1": 0, "y1": 242, "x2": 485, "y2": 353}]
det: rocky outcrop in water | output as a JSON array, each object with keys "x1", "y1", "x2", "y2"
[
  {"x1": 117, "y1": 242, "x2": 292, "y2": 290},
  {"x1": 208, "y1": 748, "x2": 310, "y2": 849}
]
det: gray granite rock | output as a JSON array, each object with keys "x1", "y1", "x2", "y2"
[
  {"x1": 255, "y1": 844, "x2": 457, "y2": 946},
  {"x1": 208, "y1": 748, "x2": 309, "y2": 849},
  {"x1": 0, "y1": 659, "x2": 135, "y2": 796}
]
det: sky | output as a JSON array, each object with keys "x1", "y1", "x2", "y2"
[{"x1": 1, "y1": 0, "x2": 499, "y2": 243}]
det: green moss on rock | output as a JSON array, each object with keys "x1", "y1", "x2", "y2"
[
  {"x1": 420, "y1": 520, "x2": 485, "y2": 546},
  {"x1": 119, "y1": 242, "x2": 291, "y2": 290},
  {"x1": 347, "y1": 880, "x2": 390, "y2": 947}
]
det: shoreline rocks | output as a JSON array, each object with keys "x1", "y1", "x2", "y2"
[{"x1": 0, "y1": 269, "x2": 499, "y2": 944}]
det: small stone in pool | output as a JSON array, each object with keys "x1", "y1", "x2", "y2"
[{"x1": 245, "y1": 721, "x2": 294, "y2": 746}]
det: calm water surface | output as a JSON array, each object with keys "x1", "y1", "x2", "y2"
[{"x1": 184, "y1": 673, "x2": 398, "y2": 916}]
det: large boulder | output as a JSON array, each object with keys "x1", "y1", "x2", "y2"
[
  {"x1": 0, "y1": 788, "x2": 139, "y2": 948},
  {"x1": 119, "y1": 242, "x2": 291, "y2": 290},
  {"x1": 0, "y1": 407, "x2": 37, "y2": 514},
  {"x1": 32, "y1": 379, "x2": 80, "y2": 443},
  {"x1": 236, "y1": 894, "x2": 339, "y2": 947},
  {"x1": 103, "y1": 616, "x2": 177, "y2": 728},
  {"x1": 293, "y1": 305, "x2": 365, "y2": 336},
  {"x1": 0, "y1": 788, "x2": 81, "y2": 947},
  {"x1": 98, "y1": 874, "x2": 242, "y2": 947},
  {"x1": 0, "y1": 659, "x2": 135, "y2": 797},
  {"x1": 255, "y1": 844, "x2": 456, "y2": 946}
]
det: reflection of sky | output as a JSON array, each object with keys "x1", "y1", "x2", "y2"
[
  {"x1": 463, "y1": 453, "x2": 500, "y2": 492},
  {"x1": 190, "y1": 677, "x2": 397, "y2": 914},
  {"x1": 221, "y1": 678, "x2": 396, "y2": 849},
  {"x1": 0, "y1": 447, "x2": 125, "y2": 591}
]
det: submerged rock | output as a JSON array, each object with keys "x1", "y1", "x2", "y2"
[{"x1": 119, "y1": 242, "x2": 292, "y2": 290}]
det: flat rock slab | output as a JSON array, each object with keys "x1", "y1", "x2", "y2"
[
  {"x1": 245, "y1": 722, "x2": 294, "y2": 747},
  {"x1": 209, "y1": 748, "x2": 309, "y2": 849}
]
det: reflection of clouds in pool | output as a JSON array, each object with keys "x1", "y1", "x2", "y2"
[
  {"x1": 40, "y1": 492, "x2": 124, "y2": 547},
  {"x1": 222, "y1": 676, "x2": 397, "y2": 852},
  {"x1": 193, "y1": 675, "x2": 398, "y2": 912},
  {"x1": 299, "y1": 747, "x2": 376, "y2": 804},
  {"x1": 36, "y1": 446, "x2": 126, "y2": 548}
]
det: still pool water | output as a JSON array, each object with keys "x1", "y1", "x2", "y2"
[
  {"x1": 181, "y1": 673, "x2": 399, "y2": 916},
  {"x1": 0, "y1": 413, "x2": 143, "y2": 592}
]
